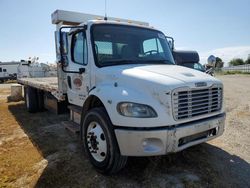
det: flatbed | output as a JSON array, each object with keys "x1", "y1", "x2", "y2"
[{"x1": 18, "y1": 77, "x2": 64, "y2": 101}]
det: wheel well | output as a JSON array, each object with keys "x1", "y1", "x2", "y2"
[
  {"x1": 80, "y1": 95, "x2": 106, "y2": 136},
  {"x1": 89, "y1": 96, "x2": 104, "y2": 109},
  {"x1": 82, "y1": 95, "x2": 105, "y2": 116}
]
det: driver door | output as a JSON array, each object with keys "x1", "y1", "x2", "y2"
[{"x1": 65, "y1": 30, "x2": 89, "y2": 106}]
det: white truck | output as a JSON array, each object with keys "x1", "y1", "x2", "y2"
[
  {"x1": 17, "y1": 58, "x2": 57, "y2": 79},
  {"x1": 18, "y1": 10, "x2": 225, "y2": 174},
  {"x1": 0, "y1": 61, "x2": 20, "y2": 83}
]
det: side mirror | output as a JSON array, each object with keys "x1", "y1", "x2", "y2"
[
  {"x1": 55, "y1": 30, "x2": 69, "y2": 66},
  {"x1": 166, "y1": 36, "x2": 174, "y2": 51},
  {"x1": 55, "y1": 25, "x2": 86, "y2": 74},
  {"x1": 60, "y1": 32, "x2": 68, "y2": 55},
  {"x1": 207, "y1": 55, "x2": 216, "y2": 67},
  {"x1": 172, "y1": 50, "x2": 200, "y2": 65}
]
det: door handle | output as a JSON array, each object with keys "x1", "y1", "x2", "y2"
[
  {"x1": 79, "y1": 68, "x2": 85, "y2": 74},
  {"x1": 67, "y1": 76, "x2": 72, "y2": 89}
]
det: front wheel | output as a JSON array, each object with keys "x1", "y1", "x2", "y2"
[{"x1": 81, "y1": 107, "x2": 127, "y2": 174}]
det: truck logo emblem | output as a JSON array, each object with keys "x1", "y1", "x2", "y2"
[
  {"x1": 73, "y1": 78, "x2": 82, "y2": 87},
  {"x1": 195, "y1": 82, "x2": 207, "y2": 87}
]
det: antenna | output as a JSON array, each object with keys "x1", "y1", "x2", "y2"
[{"x1": 104, "y1": 0, "x2": 107, "y2": 20}]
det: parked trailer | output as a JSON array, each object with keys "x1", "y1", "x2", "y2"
[
  {"x1": 0, "y1": 61, "x2": 20, "y2": 83},
  {"x1": 18, "y1": 10, "x2": 226, "y2": 174}
]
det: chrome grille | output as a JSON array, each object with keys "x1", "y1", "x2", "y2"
[{"x1": 172, "y1": 85, "x2": 223, "y2": 120}]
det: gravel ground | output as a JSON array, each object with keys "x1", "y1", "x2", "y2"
[
  {"x1": 0, "y1": 84, "x2": 12, "y2": 100},
  {"x1": 0, "y1": 75, "x2": 249, "y2": 188}
]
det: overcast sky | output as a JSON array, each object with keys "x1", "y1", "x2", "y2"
[{"x1": 0, "y1": 0, "x2": 249, "y2": 66}]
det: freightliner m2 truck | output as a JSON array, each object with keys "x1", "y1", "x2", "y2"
[{"x1": 18, "y1": 10, "x2": 226, "y2": 174}]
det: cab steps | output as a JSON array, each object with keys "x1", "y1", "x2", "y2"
[{"x1": 62, "y1": 105, "x2": 82, "y2": 134}]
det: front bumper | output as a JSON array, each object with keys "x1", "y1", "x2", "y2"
[{"x1": 115, "y1": 113, "x2": 225, "y2": 156}]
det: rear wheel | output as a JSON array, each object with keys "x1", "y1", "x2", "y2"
[
  {"x1": 25, "y1": 86, "x2": 38, "y2": 113},
  {"x1": 37, "y1": 90, "x2": 44, "y2": 111},
  {"x1": 81, "y1": 107, "x2": 127, "y2": 174}
]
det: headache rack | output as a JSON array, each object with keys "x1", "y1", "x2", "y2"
[
  {"x1": 172, "y1": 85, "x2": 223, "y2": 120},
  {"x1": 51, "y1": 9, "x2": 149, "y2": 26}
]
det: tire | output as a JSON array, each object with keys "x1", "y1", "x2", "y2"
[
  {"x1": 81, "y1": 107, "x2": 127, "y2": 174},
  {"x1": 25, "y1": 86, "x2": 38, "y2": 113},
  {"x1": 37, "y1": 90, "x2": 44, "y2": 111}
]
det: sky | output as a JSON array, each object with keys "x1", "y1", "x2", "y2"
[{"x1": 0, "y1": 0, "x2": 250, "y2": 66}]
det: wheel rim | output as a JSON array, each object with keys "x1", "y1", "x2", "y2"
[
  {"x1": 26, "y1": 92, "x2": 30, "y2": 109},
  {"x1": 86, "y1": 121, "x2": 107, "y2": 162}
]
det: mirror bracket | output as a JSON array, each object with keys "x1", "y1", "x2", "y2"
[{"x1": 79, "y1": 68, "x2": 85, "y2": 74}]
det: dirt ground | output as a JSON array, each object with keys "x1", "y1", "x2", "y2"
[{"x1": 0, "y1": 75, "x2": 250, "y2": 188}]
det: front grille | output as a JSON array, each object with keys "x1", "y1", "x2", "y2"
[{"x1": 172, "y1": 85, "x2": 223, "y2": 120}]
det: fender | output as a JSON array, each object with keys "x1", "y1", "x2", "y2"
[{"x1": 86, "y1": 84, "x2": 171, "y2": 128}]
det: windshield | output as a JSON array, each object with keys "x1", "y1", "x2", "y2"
[{"x1": 91, "y1": 24, "x2": 175, "y2": 67}]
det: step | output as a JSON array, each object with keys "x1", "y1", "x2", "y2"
[
  {"x1": 68, "y1": 105, "x2": 82, "y2": 114},
  {"x1": 62, "y1": 121, "x2": 80, "y2": 134},
  {"x1": 68, "y1": 105, "x2": 82, "y2": 124}
]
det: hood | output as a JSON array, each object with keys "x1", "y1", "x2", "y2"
[
  {"x1": 95, "y1": 64, "x2": 221, "y2": 90},
  {"x1": 134, "y1": 65, "x2": 215, "y2": 83}
]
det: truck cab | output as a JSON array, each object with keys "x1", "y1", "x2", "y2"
[
  {"x1": 172, "y1": 50, "x2": 206, "y2": 73},
  {"x1": 21, "y1": 10, "x2": 225, "y2": 174}
]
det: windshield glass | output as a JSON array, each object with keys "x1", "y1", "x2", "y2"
[{"x1": 91, "y1": 24, "x2": 175, "y2": 67}]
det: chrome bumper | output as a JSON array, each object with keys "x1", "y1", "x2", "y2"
[{"x1": 115, "y1": 113, "x2": 225, "y2": 156}]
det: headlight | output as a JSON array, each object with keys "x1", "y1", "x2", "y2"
[{"x1": 117, "y1": 102, "x2": 157, "y2": 118}]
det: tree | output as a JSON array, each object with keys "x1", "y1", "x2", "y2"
[
  {"x1": 229, "y1": 58, "x2": 244, "y2": 66},
  {"x1": 245, "y1": 58, "x2": 250, "y2": 65},
  {"x1": 215, "y1": 57, "x2": 224, "y2": 68}
]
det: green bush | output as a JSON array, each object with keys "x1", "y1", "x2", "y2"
[
  {"x1": 245, "y1": 58, "x2": 250, "y2": 64},
  {"x1": 229, "y1": 58, "x2": 244, "y2": 66}
]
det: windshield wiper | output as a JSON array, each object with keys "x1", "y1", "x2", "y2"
[
  {"x1": 101, "y1": 59, "x2": 175, "y2": 66},
  {"x1": 101, "y1": 59, "x2": 140, "y2": 65},
  {"x1": 143, "y1": 59, "x2": 174, "y2": 65}
]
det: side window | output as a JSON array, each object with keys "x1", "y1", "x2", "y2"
[
  {"x1": 3, "y1": 69, "x2": 6, "y2": 72},
  {"x1": 143, "y1": 38, "x2": 163, "y2": 53},
  {"x1": 71, "y1": 32, "x2": 87, "y2": 65},
  {"x1": 0, "y1": 67, "x2": 2, "y2": 72}
]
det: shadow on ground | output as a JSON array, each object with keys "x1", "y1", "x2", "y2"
[{"x1": 8, "y1": 103, "x2": 250, "y2": 188}]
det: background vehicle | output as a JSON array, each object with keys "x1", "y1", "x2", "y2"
[
  {"x1": 0, "y1": 61, "x2": 20, "y2": 83},
  {"x1": 17, "y1": 57, "x2": 57, "y2": 78},
  {"x1": 166, "y1": 37, "x2": 214, "y2": 75},
  {"x1": 172, "y1": 50, "x2": 206, "y2": 72},
  {"x1": 18, "y1": 10, "x2": 225, "y2": 174}
]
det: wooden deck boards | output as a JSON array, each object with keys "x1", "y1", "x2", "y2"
[{"x1": 18, "y1": 77, "x2": 58, "y2": 92}]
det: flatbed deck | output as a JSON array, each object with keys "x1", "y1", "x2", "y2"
[{"x1": 18, "y1": 77, "x2": 65, "y2": 101}]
